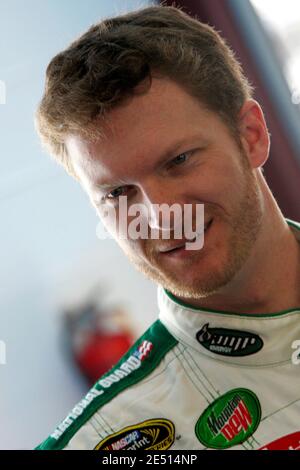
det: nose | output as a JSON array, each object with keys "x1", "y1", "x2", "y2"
[{"x1": 137, "y1": 179, "x2": 182, "y2": 235}]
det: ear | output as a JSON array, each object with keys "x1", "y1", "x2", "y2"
[{"x1": 238, "y1": 99, "x2": 270, "y2": 169}]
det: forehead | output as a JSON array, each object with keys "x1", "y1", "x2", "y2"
[{"x1": 65, "y1": 77, "x2": 219, "y2": 187}]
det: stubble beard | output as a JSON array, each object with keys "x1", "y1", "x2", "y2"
[{"x1": 119, "y1": 164, "x2": 264, "y2": 300}]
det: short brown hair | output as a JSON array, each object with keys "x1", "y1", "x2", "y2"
[{"x1": 35, "y1": 4, "x2": 253, "y2": 178}]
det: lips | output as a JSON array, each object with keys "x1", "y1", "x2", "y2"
[{"x1": 158, "y1": 219, "x2": 213, "y2": 253}]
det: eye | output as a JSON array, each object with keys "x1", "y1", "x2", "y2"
[
  {"x1": 169, "y1": 151, "x2": 193, "y2": 167},
  {"x1": 106, "y1": 186, "x2": 128, "y2": 200}
]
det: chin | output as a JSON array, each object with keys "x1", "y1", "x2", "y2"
[{"x1": 163, "y1": 256, "x2": 236, "y2": 298}]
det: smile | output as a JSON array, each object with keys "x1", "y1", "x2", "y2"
[{"x1": 159, "y1": 219, "x2": 213, "y2": 255}]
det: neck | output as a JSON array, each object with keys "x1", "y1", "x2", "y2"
[{"x1": 176, "y1": 180, "x2": 300, "y2": 315}]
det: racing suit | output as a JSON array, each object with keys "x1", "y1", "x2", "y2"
[{"x1": 36, "y1": 218, "x2": 300, "y2": 450}]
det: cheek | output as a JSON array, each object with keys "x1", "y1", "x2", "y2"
[
  {"x1": 97, "y1": 208, "x2": 136, "y2": 242},
  {"x1": 95, "y1": 206, "x2": 119, "y2": 239},
  {"x1": 210, "y1": 160, "x2": 246, "y2": 198},
  {"x1": 186, "y1": 165, "x2": 247, "y2": 221}
]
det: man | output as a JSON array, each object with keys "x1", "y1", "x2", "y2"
[{"x1": 35, "y1": 5, "x2": 300, "y2": 450}]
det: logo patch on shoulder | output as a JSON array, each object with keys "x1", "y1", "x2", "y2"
[
  {"x1": 196, "y1": 323, "x2": 263, "y2": 357},
  {"x1": 195, "y1": 388, "x2": 261, "y2": 449},
  {"x1": 134, "y1": 340, "x2": 153, "y2": 361},
  {"x1": 94, "y1": 418, "x2": 175, "y2": 450}
]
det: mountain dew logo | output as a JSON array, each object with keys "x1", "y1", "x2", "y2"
[{"x1": 195, "y1": 388, "x2": 261, "y2": 449}]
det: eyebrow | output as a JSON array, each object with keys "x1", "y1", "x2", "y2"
[{"x1": 96, "y1": 134, "x2": 203, "y2": 190}]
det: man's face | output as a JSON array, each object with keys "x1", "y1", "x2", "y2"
[{"x1": 66, "y1": 77, "x2": 264, "y2": 299}]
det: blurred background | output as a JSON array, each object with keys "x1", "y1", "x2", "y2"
[{"x1": 0, "y1": 0, "x2": 299, "y2": 449}]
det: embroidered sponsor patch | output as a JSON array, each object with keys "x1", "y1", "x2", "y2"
[
  {"x1": 195, "y1": 388, "x2": 261, "y2": 449},
  {"x1": 259, "y1": 432, "x2": 300, "y2": 450},
  {"x1": 94, "y1": 418, "x2": 175, "y2": 450},
  {"x1": 196, "y1": 323, "x2": 263, "y2": 357}
]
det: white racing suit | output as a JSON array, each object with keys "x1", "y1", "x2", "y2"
[{"x1": 36, "y1": 219, "x2": 300, "y2": 450}]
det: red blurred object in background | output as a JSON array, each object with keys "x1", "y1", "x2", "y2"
[
  {"x1": 75, "y1": 331, "x2": 133, "y2": 384},
  {"x1": 63, "y1": 292, "x2": 135, "y2": 385}
]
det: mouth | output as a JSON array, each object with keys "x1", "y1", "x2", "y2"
[{"x1": 158, "y1": 219, "x2": 213, "y2": 254}]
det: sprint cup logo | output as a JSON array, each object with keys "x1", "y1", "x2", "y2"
[
  {"x1": 196, "y1": 323, "x2": 263, "y2": 357},
  {"x1": 95, "y1": 419, "x2": 175, "y2": 450},
  {"x1": 195, "y1": 388, "x2": 261, "y2": 449}
]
